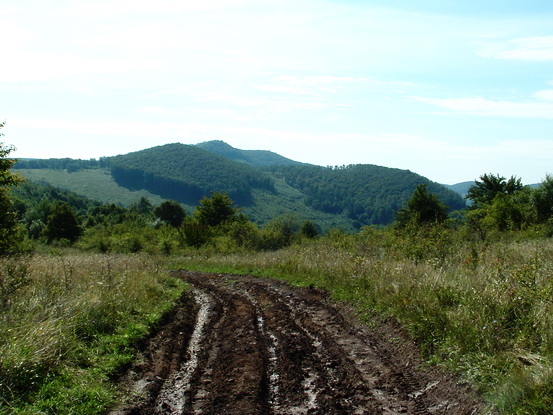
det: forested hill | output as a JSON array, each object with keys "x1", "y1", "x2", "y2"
[
  {"x1": 267, "y1": 164, "x2": 466, "y2": 226},
  {"x1": 196, "y1": 140, "x2": 304, "y2": 167},
  {"x1": 14, "y1": 141, "x2": 466, "y2": 228},
  {"x1": 109, "y1": 143, "x2": 275, "y2": 205}
]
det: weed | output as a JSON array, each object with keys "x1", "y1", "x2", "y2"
[
  {"x1": 173, "y1": 232, "x2": 553, "y2": 413},
  {"x1": 0, "y1": 252, "x2": 186, "y2": 414}
]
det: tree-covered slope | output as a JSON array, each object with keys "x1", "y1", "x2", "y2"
[
  {"x1": 109, "y1": 143, "x2": 275, "y2": 206},
  {"x1": 14, "y1": 142, "x2": 467, "y2": 229},
  {"x1": 267, "y1": 164, "x2": 466, "y2": 227},
  {"x1": 196, "y1": 140, "x2": 304, "y2": 167}
]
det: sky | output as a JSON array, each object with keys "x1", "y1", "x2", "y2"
[{"x1": 1, "y1": 0, "x2": 552, "y2": 185}]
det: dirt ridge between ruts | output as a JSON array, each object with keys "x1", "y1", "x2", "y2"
[{"x1": 110, "y1": 271, "x2": 488, "y2": 414}]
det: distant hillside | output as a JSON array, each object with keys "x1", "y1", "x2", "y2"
[
  {"x1": 109, "y1": 143, "x2": 274, "y2": 206},
  {"x1": 196, "y1": 140, "x2": 304, "y2": 167},
  {"x1": 11, "y1": 180, "x2": 100, "y2": 216},
  {"x1": 15, "y1": 168, "x2": 167, "y2": 207},
  {"x1": 445, "y1": 181, "x2": 474, "y2": 199},
  {"x1": 268, "y1": 164, "x2": 466, "y2": 226},
  {"x1": 14, "y1": 141, "x2": 467, "y2": 230}
]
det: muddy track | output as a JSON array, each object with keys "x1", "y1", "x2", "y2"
[{"x1": 110, "y1": 271, "x2": 487, "y2": 415}]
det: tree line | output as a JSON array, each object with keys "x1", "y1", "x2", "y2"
[
  {"x1": 267, "y1": 164, "x2": 466, "y2": 227},
  {"x1": 5, "y1": 175, "x2": 319, "y2": 254},
  {"x1": 14, "y1": 157, "x2": 110, "y2": 171},
  {"x1": 2, "y1": 120, "x2": 553, "y2": 255},
  {"x1": 109, "y1": 143, "x2": 275, "y2": 206},
  {"x1": 396, "y1": 173, "x2": 553, "y2": 240}
]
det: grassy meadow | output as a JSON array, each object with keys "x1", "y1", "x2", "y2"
[
  {"x1": 0, "y1": 252, "x2": 186, "y2": 414},
  {"x1": 174, "y1": 230, "x2": 553, "y2": 414},
  {"x1": 1, "y1": 230, "x2": 553, "y2": 413},
  {"x1": 15, "y1": 169, "x2": 167, "y2": 208}
]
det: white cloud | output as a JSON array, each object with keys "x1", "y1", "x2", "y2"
[
  {"x1": 0, "y1": 51, "x2": 162, "y2": 82},
  {"x1": 415, "y1": 96, "x2": 553, "y2": 119},
  {"x1": 140, "y1": 106, "x2": 252, "y2": 121},
  {"x1": 478, "y1": 36, "x2": 553, "y2": 61},
  {"x1": 256, "y1": 76, "x2": 360, "y2": 98},
  {"x1": 195, "y1": 91, "x2": 326, "y2": 112},
  {"x1": 534, "y1": 90, "x2": 553, "y2": 101},
  {"x1": 59, "y1": 0, "x2": 257, "y2": 18}
]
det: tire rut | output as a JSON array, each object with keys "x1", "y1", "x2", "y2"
[{"x1": 110, "y1": 271, "x2": 488, "y2": 415}]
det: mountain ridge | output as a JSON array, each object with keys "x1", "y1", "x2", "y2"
[
  {"x1": 14, "y1": 141, "x2": 467, "y2": 230},
  {"x1": 196, "y1": 140, "x2": 305, "y2": 167}
]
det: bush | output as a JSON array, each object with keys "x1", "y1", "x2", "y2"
[{"x1": 45, "y1": 202, "x2": 82, "y2": 243}]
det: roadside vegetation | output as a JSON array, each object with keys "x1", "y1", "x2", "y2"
[
  {"x1": 0, "y1": 253, "x2": 185, "y2": 414},
  {"x1": 2, "y1": 123, "x2": 553, "y2": 413}
]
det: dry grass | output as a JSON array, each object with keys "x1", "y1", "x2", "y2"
[
  {"x1": 3, "y1": 231, "x2": 552, "y2": 413},
  {"x1": 174, "y1": 233, "x2": 553, "y2": 413},
  {"x1": 0, "y1": 252, "x2": 186, "y2": 414}
]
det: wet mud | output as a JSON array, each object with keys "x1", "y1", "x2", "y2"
[{"x1": 110, "y1": 271, "x2": 487, "y2": 414}]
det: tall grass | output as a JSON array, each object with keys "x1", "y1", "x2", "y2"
[
  {"x1": 0, "y1": 252, "x2": 186, "y2": 414},
  {"x1": 173, "y1": 230, "x2": 553, "y2": 414},
  {"x1": 3, "y1": 229, "x2": 552, "y2": 413}
]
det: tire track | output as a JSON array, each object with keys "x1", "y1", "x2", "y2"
[
  {"x1": 154, "y1": 289, "x2": 212, "y2": 413},
  {"x1": 110, "y1": 271, "x2": 488, "y2": 415}
]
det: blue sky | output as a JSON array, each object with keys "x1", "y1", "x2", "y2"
[{"x1": 1, "y1": 0, "x2": 552, "y2": 184}]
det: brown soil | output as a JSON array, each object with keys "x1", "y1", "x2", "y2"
[{"x1": 109, "y1": 271, "x2": 488, "y2": 414}]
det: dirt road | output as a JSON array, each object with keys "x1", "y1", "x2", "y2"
[{"x1": 110, "y1": 271, "x2": 486, "y2": 414}]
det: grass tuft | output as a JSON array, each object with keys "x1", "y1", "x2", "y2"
[
  {"x1": 172, "y1": 233, "x2": 553, "y2": 413},
  {"x1": 0, "y1": 252, "x2": 186, "y2": 414}
]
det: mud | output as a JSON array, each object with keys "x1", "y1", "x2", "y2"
[{"x1": 110, "y1": 271, "x2": 487, "y2": 414}]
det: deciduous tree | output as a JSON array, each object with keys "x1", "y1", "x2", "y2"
[
  {"x1": 533, "y1": 174, "x2": 553, "y2": 223},
  {"x1": 0, "y1": 122, "x2": 24, "y2": 254},
  {"x1": 195, "y1": 193, "x2": 237, "y2": 227},
  {"x1": 466, "y1": 173, "x2": 523, "y2": 208},
  {"x1": 395, "y1": 184, "x2": 448, "y2": 229},
  {"x1": 45, "y1": 202, "x2": 82, "y2": 243},
  {"x1": 154, "y1": 200, "x2": 186, "y2": 228}
]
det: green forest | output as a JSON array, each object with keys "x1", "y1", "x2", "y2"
[
  {"x1": 109, "y1": 143, "x2": 275, "y2": 206},
  {"x1": 14, "y1": 141, "x2": 466, "y2": 230},
  {"x1": 3, "y1": 127, "x2": 553, "y2": 414},
  {"x1": 267, "y1": 164, "x2": 465, "y2": 226}
]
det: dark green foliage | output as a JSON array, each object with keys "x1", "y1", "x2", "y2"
[
  {"x1": 11, "y1": 181, "x2": 99, "y2": 241},
  {"x1": 109, "y1": 143, "x2": 275, "y2": 206},
  {"x1": 466, "y1": 173, "x2": 523, "y2": 208},
  {"x1": 533, "y1": 175, "x2": 553, "y2": 224},
  {"x1": 14, "y1": 157, "x2": 109, "y2": 171},
  {"x1": 195, "y1": 193, "x2": 238, "y2": 227},
  {"x1": 0, "y1": 193, "x2": 23, "y2": 255},
  {"x1": 300, "y1": 220, "x2": 319, "y2": 239},
  {"x1": 268, "y1": 164, "x2": 464, "y2": 226},
  {"x1": 395, "y1": 184, "x2": 449, "y2": 229},
  {"x1": 130, "y1": 197, "x2": 154, "y2": 216},
  {"x1": 224, "y1": 216, "x2": 261, "y2": 249},
  {"x1": 464, "y1": 174, "x2": 536, "y2": 236},
  {"x1": 259, "y1": 215, "x2": 300, "y2": 250},
  {"x1": 0, "y1": 124, "x2": 25, "y2": 254},
  {"x1": 87, "y1": 203, "x2": 127, "y2": 227},
  {"x1": 154, "y1": 200, "x2": 186, "y2": 228},
  {"x1": 196, "y1": 140, "x2": 304, "y2": 167},
  {"x1": 12, "y1": 181, "x2": 98, "y2": 216},
  {"x1": 45, "y1": 202, "x2": 82, "y2": 243},
  {"x1": 179, "y1": 218, "x2": 211, "y2": 248},
  {"x1": 13, "y1": 142, "x2": 469, "y2": 229}
]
